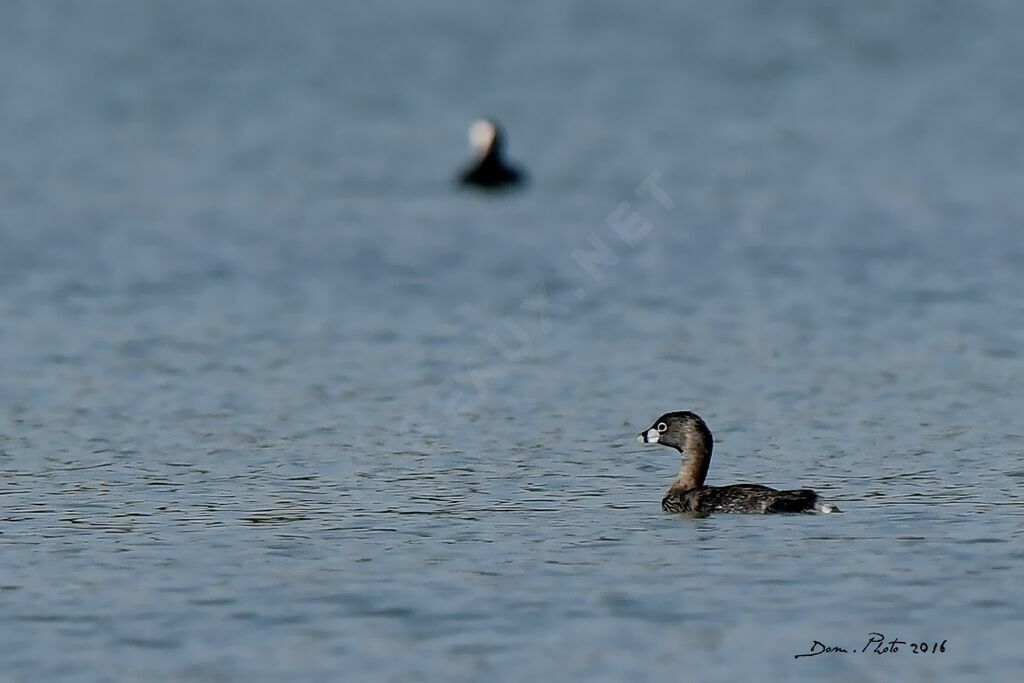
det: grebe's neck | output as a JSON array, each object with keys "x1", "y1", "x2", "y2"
[{"x1": 670, "y1": 431, "x2": 712, "y2": 491}]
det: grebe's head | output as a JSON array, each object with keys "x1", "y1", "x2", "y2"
[
  {"x1": 468, "y1": 118, "x2": 504, "y2": 157},
  {"x1": 636, "y1": 411, "x2": 713, "y2": 453}
]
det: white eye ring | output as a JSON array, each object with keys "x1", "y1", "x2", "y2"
[{"x1": 657, "y1": 422, "x2": 668, "y2": 433}]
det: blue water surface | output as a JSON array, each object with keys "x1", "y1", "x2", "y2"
[{"x1": 2, "y1": 2, "x2": 1023, "y2": 681}]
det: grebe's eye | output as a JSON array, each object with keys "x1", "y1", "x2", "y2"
[{"x1": 657, "y1": 422, "x2": 668, "y2": 433}]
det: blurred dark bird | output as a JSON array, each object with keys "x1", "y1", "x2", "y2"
[{"x1": 457, "y1": 118, "x2": 526, "y2": 191}]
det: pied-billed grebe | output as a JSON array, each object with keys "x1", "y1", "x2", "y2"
[
  {"x1": 637, "y1": 411, "x2": 839, "y2": 514},
  {"x1": 457, "y1": 118, "x2": 526, "y2": 190}
]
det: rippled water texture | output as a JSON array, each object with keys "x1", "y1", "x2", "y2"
[{"x1": 2, "y1": 1, "x2": 1023, "y2": 681}]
